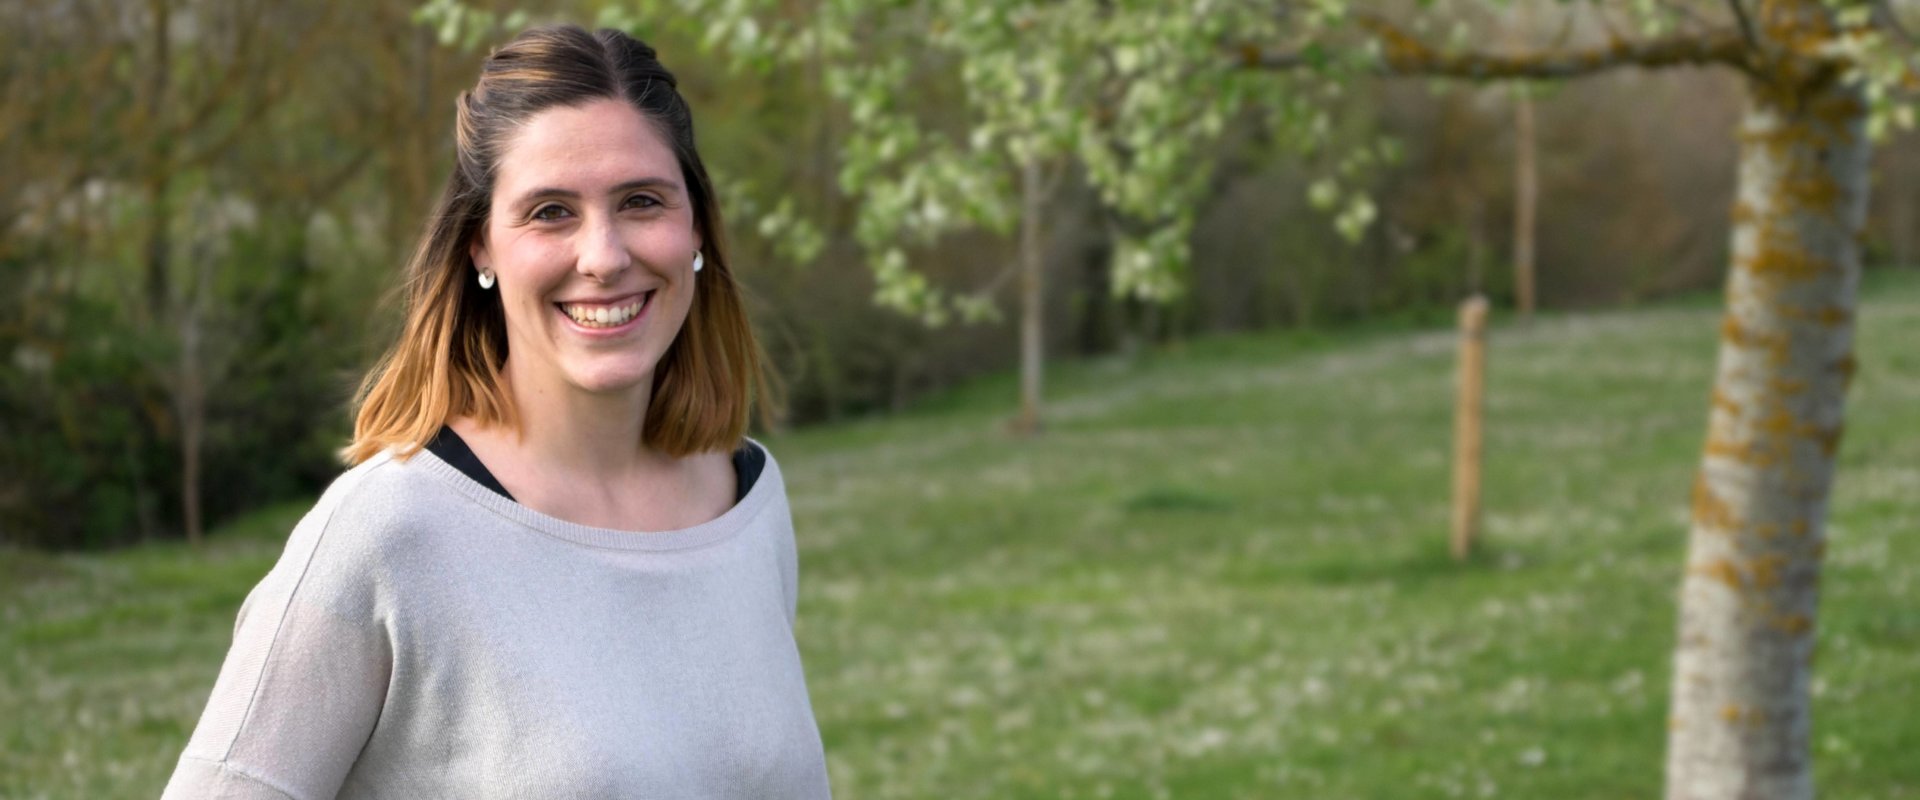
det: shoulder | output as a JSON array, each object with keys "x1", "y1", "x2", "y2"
[
  {"x1": 306, "y1": 450, "x2": 463, "y2": 546},
  {"x1": 330, "y1": 449, "x2": 457, "y2": 518},
  {"x1": 267, "y1": 450, "x2": 469, "y2": 610}
]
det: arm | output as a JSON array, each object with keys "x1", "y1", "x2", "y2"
[
  {"x1": 777, "y1": 510, "x2": 800, "y2": 628},
  {"x1": 162, "y1": 488, "x2": 392, "y2": 800}
]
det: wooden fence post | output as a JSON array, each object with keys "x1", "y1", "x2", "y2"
[{"x1": 1451, "y1": 295, "x2": 1490, "y2": 562}]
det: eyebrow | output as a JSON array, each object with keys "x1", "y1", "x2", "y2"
[{"x1": 512, "y1": 177, "x2": 683, "y2": 208}]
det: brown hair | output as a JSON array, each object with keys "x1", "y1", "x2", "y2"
[{"x1": 341, "y1": 25, "x2": 776, "y2": 465}]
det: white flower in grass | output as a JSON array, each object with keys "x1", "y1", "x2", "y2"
[{"x1": 1190, "y1": 727, "x2": 1228, "y2": 753}]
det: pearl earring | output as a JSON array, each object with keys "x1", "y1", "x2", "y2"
[
  {"x1": 477, "y1": 269, "x2": 495, "y2": 290},
  {"x1": 693, "y1": 252, "x2": 704, "y2": 274}
]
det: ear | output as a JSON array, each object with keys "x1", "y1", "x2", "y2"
[{"x1": 469, "y1": 236, "x2": 490, "y2": 273}]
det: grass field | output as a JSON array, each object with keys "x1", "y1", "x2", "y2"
[{"x1": 5, "y1": 272, "x2": 1918, "y2": 799}]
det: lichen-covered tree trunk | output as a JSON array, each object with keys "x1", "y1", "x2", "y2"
[{"x1": 1664, "y1": 73, "x2": 1868, "y2": 799}]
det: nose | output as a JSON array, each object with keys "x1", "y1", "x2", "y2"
[{"x1": 575, "y1": 217, "x2": 631, "y2": 282}]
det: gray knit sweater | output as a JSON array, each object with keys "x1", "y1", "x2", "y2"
[{"x1": 161, "y1": 445, "x2": 831, "y2": 799}]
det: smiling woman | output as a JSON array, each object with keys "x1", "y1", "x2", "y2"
[{"x1": 160, "y1": 25, "x2": 829, "y2": 799}]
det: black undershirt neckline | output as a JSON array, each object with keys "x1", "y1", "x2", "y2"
[{"x1": 424, "y1": 425, "x2": 764, "y2": 506}]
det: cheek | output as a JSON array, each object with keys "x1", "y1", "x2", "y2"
[
  {"x1": 498, "y1": 240, "x2": 569, "y2": 293},
  {"x1": 495, "y1": 254, "x2": 567, "y2": 333}
]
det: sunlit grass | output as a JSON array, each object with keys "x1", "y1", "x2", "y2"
[{"x1": 5, "y1": 271, "x2": 1917, "y2": 798}]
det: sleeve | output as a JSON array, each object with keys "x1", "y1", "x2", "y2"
[
  {"x1": 161, "y1": 488, "x2": 392, "y2": 800},
  {"x1": 768, "y1": 461, "x2": 800, "y2": 628},
  {"x1": 781, "y1": 523, "x2": 799, "y2": 628},
  {"x1": 773, "y1": 493, "x2": 800, "y2": 628},
  {"x1": 775, "y1": 506, "x2": 798, "y2": 629}
]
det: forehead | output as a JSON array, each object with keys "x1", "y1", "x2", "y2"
[{"x1": 492, "y1": 98, "x2": 679, "y2": 195}]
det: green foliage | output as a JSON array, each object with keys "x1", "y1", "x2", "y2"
[
  {"x1": 436, "y1": 0, "x2": 1289, "y2": 315},
  {"x1": 0, "y1": 290, "x2": 171, "y2": 548},
  {"x1": 0, "y1": 234, "x2": 355, "y2": 548},
  {"x1": 1, "y1": 0, "x2": 488, "y2": 547},
  {"x1": 415, "y1": 0, "x2": 532, "y2": 49}
]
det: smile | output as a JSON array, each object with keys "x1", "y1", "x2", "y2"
[{"x1": 556, "y1": 291, "x2": 652, "y2": 329}]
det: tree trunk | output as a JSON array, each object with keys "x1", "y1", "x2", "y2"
[
  {"x1": 176, "y1": 291, "x2": 206, "y2": 546},
  {"x1": 1663, "y1": 73, "x2": 1868, "y2": 800},
  {"x1": 1075, "y1": 199, "x2": 1115, "y2": 355},
  {"x1": 143, "y1": 0, "x2": 173, "y2": 319},
  {"x1": 1077, "y1": 238, "x2": 1115, "y2": 355},
  {"x1": 1466, "y1": 196, "x2": 1487, "y2": 294},
  {"x1": 1283, "y1": 260, "x2": 1314, "y2": 329},
  {"x1": 1012, "y1": 156, "x2": 1046, "y2": 437},
  {"x1": 1513, "y1": 86, "x2": 1538, "y2": 321}
]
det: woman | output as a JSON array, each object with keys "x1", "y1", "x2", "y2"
[{"x1": 162, "y1": 25, "x2": 831, "y2": 799}]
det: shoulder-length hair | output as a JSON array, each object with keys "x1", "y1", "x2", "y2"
[{"x1": 341, "y1": 25, "x2": 776, "y2": 466}]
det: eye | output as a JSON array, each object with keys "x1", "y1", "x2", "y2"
[
  {"x1": 623, "y1": 193, "x2": 662, "y2": 211},
  {"x1": 530, "y1": 203, "x2": 571, "y2": 222}
]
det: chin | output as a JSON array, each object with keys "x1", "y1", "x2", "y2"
[{"x1": 566, "y1": 363, "x2": 659, "y2": 396}]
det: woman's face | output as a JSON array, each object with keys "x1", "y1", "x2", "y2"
[{"x1": 471, "y1": 98, "x2": 701, "y2": 401}]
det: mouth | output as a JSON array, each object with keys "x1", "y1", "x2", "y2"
[{"x1": 555, "y1": 291, "x2": 654, "y2": 330}]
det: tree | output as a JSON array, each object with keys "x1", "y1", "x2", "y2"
[
  {"x1": 1, "y1": 0, "x2": 486, "y2": 547},
  {"x1": 12, "y1": 0, "x2": 345, "y2": 545},
  {"x1": 97, "y1": 0, "x2": 408, "y2": 544},
  {"x1": 849, "y1": 0, "x2": 1897, "y2": 792},
  {"x1": 1247, "y1": 1, "x2": 1913, "y2": 792}
]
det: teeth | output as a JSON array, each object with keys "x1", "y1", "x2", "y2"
[{"x1": 560, "y1": 296, "x2": 647, "y2": 328}]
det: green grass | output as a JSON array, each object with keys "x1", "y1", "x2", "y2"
[{"x1": 6, "y1": 271, "x2": 1919, "y2": 798}]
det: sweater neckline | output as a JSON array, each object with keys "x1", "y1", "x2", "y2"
[{"x1": 406, "y1": 442, "x2": 779, "y2": 552}]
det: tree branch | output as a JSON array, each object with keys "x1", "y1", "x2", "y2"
[
  {"x1": 1726, "y1": 0, "x2": 1762, "y2": 53},
  {"x1": 1873, "y1": 0, "x2": 1918, "y2": 48},
  {"x1": 1588, "y1": 2, "x2": 1632, "y2": 47},
  {"x1": 1244, "y1": 17, "x2": 1750, "y2": 80}
]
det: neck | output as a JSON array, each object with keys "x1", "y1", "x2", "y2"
[{"x1": 496, "y1": 358, "x2": 667, "y2": 480}]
